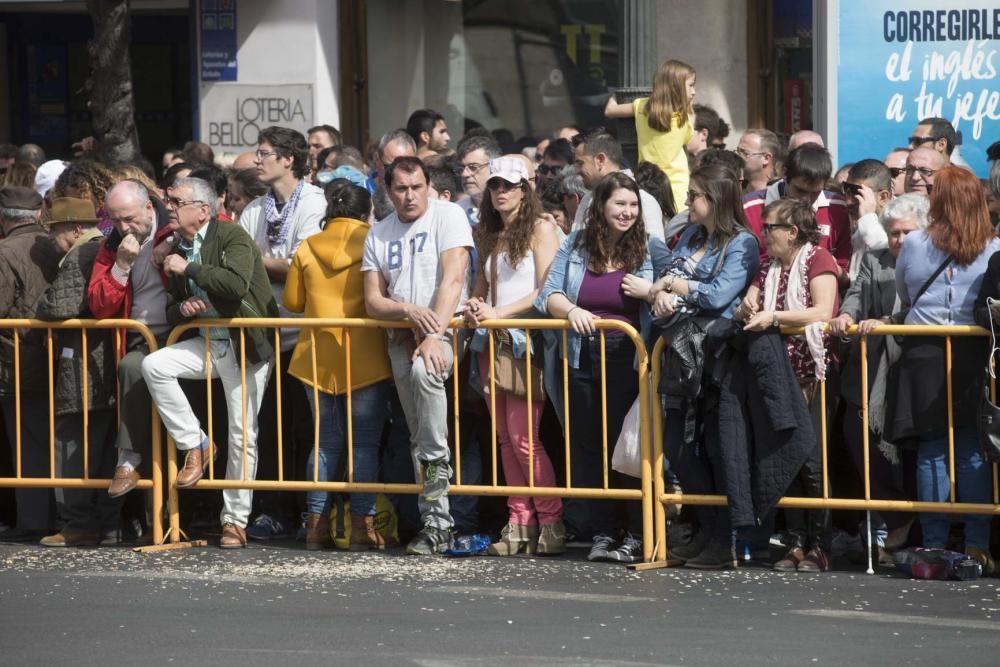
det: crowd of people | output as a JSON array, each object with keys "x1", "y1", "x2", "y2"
[{"x1": 2, "y1": 57, "x2": 1000, "y2": 574}]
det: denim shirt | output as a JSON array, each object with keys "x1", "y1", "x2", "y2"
[
  {"x1": 669, "y1": 225, "x2": 760, "y2": 318},
  {"x1": 896, "y1": 230, "x2": 1000, "y2": 325},
  {"x1": 534, "y1": 231, "x2": 668, "y2": 369}
]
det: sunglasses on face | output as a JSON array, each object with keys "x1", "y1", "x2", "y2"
[
  {"x1": 536, "y1": 164, "x2": 562, "y2": 176},
  {"x1": 888, "y1": 167, "x2": 905, "y2": 179},
  {"x1": 908, "y1": 136, "x2": 937, "y2": 147},
  {"x1": 487, "y1": 179, "x2": 522, "y2": 192},
  {"x1": 762, "y1": 223, "x2": 794, "y2": 235},
  {"x1": 842, "y1": 182, "x2": 863, "y2": 197}
]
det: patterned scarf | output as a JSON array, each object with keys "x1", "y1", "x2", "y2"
[
  {"x1": 763, "y1": 242, "x2": 828, "y2": 380},
  {"x1": 263, "y1": 180, "x2": 304, "y2": 249}
]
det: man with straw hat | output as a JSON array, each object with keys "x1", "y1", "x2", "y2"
[{"x1": 36, "y1": 198, "x2": 124, "y2": 546}]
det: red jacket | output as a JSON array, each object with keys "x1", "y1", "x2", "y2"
[
  {"x1": 88, "y1": 222, "x2": 174, "y2": 352},
  {"x1": 742, "y1": 181, "x2": 852, "y2": 274}
]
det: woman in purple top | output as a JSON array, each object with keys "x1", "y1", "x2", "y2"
[{"x1": 536, "y1": 172, "x2": 664, "y2": 564}]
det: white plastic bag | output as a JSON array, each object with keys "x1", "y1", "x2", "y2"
[{"x1": 611, "y1": 397, "x2": 642, "y2": 479}]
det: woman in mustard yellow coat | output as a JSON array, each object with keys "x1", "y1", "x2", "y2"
[{"x1": 284, "y1": 180, "x2": 393, "y2": 551}]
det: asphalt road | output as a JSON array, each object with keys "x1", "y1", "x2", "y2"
[{"x1": 1, "y1": 541, "x2": 998, "y2": 667}]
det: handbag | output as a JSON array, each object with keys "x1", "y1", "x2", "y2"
[
  {"x1": 611, "y1": 396, "x2": 642, "y2": 479},
  {"x1": 884, "y1": 256, "x2": 954, "y2": 442},
  {"x1": 977, "y1": 297, "x2": 1000, "y2": 462},
  {"x1": 487, "y1": 252, "x2": 544, "y2": 399},
  {"x1": 653, "y1": 234, "x2": 732, "y2": 330}
]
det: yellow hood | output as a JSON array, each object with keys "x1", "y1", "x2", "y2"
[{"x1": 304, "y1": 217, "x2": 370, "y2": 272}]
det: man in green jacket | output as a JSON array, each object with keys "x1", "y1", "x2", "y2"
[{"x1": 141, "y1": 177, "x2": 278, "y2": 549}]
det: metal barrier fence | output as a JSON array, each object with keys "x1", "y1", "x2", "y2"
[
  {"x1": 649, "y1": 324, "x2": 1000, "y2": 566},
  {"x1": 0, "y1": 319, "x2": 164, "y2": 545},
  {"x1": 162, "y1": 317, "x2": 656, "y2": 562}
]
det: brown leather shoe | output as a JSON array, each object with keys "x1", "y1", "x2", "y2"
[
  {"x1": 39, "y1": 530, "x2": 102, "y2": 547},
  {"x1": 219, "y1": 523, "x2": 246, "y2": 549},
  {"x1": 773, "y1": 546, "x2": 805, "y2": 572},
  {"x1": 107, "y1": 466, "x2": 141, "y2": 498},
  {"x1": 797, "y1": 546, "x2": 830, "y2": 573},
  {"x1": 176, "y1": 447, "x2": 211, "y2": 488},
  {"x1": 349, "y1": 514, "x2": 388, "y2": 551},
  {"x1": 305, "y1": 513, "x2": 331, "y2": 551}
]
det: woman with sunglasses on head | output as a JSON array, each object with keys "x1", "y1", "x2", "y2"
[
  {"x1": 535, "y1": 171, "x2": 667, "y2": 564},
  {"x1": 736, "y1": 197, "x2": 839, "y2": 573},
  {"x1": 464, "y1": 157, "x2": 563, "y2": 556},
  {"x1": 622, "y1": 163, "x2": 760, "y2": 568}
]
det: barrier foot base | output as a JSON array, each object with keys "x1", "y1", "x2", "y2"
[
  {"x1": 134, "y1": 539, "x2": 208, "y2": 553},
  {"x1": 628, "y1": 559, "x2": 675, "y2": 571}
]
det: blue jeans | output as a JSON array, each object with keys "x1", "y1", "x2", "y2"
[
  {"x1": 305, "y1": 381, "x2": 389, "y2": 517},
  {"x1": 917, "y1": 426, "x2": 991, "y2": 551}
]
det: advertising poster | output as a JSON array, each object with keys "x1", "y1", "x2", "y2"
[{"x1": 837, "y1": 2, "x2": 999, "y2": 176}]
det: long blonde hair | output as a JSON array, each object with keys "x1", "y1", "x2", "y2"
[{"x1": 644, "y1": 59, "x2": 695, "y2": 132}]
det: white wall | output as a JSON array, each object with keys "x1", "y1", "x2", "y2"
[
  {"x1": 198, "y1": 0, "x2": 339, "y2": 150},
  {"x1": 655, "y1": 0, "x2": 748, "y2": 140}
]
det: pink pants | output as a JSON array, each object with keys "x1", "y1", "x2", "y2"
[{"x1": 478, "y1": 354, "x2": 562, "y2": 525}]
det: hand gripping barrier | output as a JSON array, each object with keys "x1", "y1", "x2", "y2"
[
  {"x1": 0, "y1": 319, "x2": 164, "y2": 545},
  {"x1": 649, "y1": 324, "x2": 1000, "y2": 569},
  {"x1": 162, "y1": 317, "x2": 657, "y2": 563}
]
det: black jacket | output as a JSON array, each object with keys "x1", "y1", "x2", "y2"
[{"x1": 711, "y1": 326, "x2": 816, "y2": 528}]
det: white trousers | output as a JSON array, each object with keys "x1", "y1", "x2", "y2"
[{"x1": 142, "y1": 337, "x2": 272, "y2": 528}]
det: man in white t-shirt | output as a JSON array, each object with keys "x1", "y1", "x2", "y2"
[
  {"x1": 237, "y1": 126, "x2": 326, "y2": 540},
  {"x1": 362, "y1": 156, "x2": 473, "y2": 556}
]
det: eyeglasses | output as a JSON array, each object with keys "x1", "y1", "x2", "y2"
[
  {"x1": 736, "y1": 149, "x2": 766, "y2": 159},
  {"x1": 537, "y1": 164, "x2": 562, "y2": 176},
  {"x1": 888, "y1": 167, "x2": 906, "y2": 179},
  {"x1": 461, "y1": 162, "x2": 489, "y2": 175},
  {"x1": 164, "y1": 196, "x2": 206, "y2": 209},
  {"x1": 487, "y1": 179, "x2": 522, "y2": 193},
  {"x1": 255, "y1": 149, "x2": 280, "y2": 160},
  {"x1": 762, "y1": 223, "x2": 794, "y2": 234},
  {"x1": 686, "y1": 190, "x2": 707, "y2": 202},
  {"x1": 904, "y1": 165, "x2": 937, "y2": 179},
  {"x1": 907, "y1": 136, "x2": 937, "y2": 147}
]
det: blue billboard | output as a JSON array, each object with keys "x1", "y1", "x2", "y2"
[{"x1": 837, "y1": 2, "x2": 1000, "y2": 177}]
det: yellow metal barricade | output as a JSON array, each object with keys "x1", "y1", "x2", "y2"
[
  {"x1": 0, "y1": 319, "x2": 164, "y2": 545},
  {"x1": 162, "y1": 317, "x2": 656, "y2": 562},
  {"x1": 650, "y1": 324, "x2": 1000, "y2": 566}
]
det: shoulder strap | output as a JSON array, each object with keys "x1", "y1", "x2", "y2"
[
  {"x1": 489, "y1": 250, "x2": 498, "y2": 308},
  {"x1": 911, "y1": 256, "x2": 952, "y2": 309},
  {"x1": 707, "y1": 236, "x2": 734, "y2": 282}
]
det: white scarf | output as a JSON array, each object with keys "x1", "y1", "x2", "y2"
[{"x1": 762, "y1": 242, "x2": 827, "y2": 380}]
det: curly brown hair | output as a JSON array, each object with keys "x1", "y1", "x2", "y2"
[
  {"x1": 579, "y1": 172, "x2": 647, "y2": 273},
  {"x1": 51, "y1": 159, "x2": 114, "y2": 209},
  {"x1": 473, "y1": 179, "x2": 542, "y2": 269}
]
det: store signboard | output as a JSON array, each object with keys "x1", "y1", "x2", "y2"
[
  {"x1": 200, "y1": 0, "x2": 238, "y2": 82},
  {"x1": 831, "y1": 1, "x2": 1000, "y2": 177},
  {"x1": 199, "y1": 84, "x2": 313, "y2": 152}
]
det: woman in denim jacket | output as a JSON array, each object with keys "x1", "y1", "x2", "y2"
[
  {"x1": 535, "y1": 172, "x2": 668, "y2": 564},
  {"x1": 625, "y1": 164, "x2": 760, "y2": 569}
]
